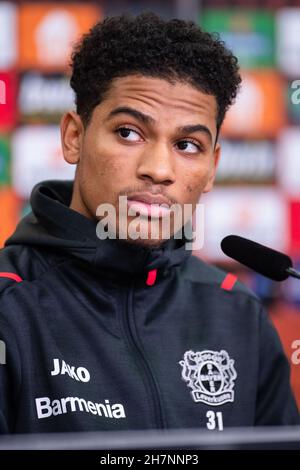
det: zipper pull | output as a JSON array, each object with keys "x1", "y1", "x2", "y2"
[{"x1": 146, "y1": 269, "x2": 157, "y2": 286}]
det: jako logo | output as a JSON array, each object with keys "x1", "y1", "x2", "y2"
[
  {"x1": 0, "y1": 80, "x2": 6, "y2": 105},
  {"x1": 51, "y1": 358, "x2": 90, "y2": 382}
]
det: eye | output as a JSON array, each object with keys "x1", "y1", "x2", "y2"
[
  {"x1": 176, "y1": 140, "x2": 202, "y2": 154},
  {"x1": 117, "y1": 127, "x2": 141, "y2": 142}
]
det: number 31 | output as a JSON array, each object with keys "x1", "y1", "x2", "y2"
[{"x1": 206, "y1": 410, "x2": 224, "y2": 431}]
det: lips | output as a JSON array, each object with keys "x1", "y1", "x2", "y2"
[{"x1": 127, "y1": 192, "x2": 172, "y2": 218}]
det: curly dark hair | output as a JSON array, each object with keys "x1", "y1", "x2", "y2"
[{"x1": 70, "y1": 12, "x2": 241, "y2": 137}]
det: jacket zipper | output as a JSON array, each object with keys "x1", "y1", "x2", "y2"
[{"x1": 121, "y1": 280, "x2": 165, "y2": 429}]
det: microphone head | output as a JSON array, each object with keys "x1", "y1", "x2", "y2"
[{"x1": 221, "y1": 235, "x2": 292, "y2": 281}]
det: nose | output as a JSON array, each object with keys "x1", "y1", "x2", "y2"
[{"x1": 136, "y1": 142, "x2": 176, "y2": 185}]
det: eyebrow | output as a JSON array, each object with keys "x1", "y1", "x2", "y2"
[
  {"x1": 106, "y1": 106, "x2": 155, "y2": 125},
  {"x1": 177, "y1": 124, "x2": 213, "y2": 144},
  {"x1": 106, "y1": 106, "x2": 213, "y2": 144}
]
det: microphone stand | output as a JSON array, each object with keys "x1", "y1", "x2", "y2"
[{"x1": 286, "y1": 267, "x2": 300, "y2": 280}]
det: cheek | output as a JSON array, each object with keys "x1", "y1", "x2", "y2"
[
  {"x1": 184, "y1": 186, "x2": 203, "y2": 208},
  {"x1": 179, "y1": 155, "x2": 211, "y2": 185},
  {"x1": 76, "y1": 146, "x2": 122, "y2": 209},
  {"x1": 181, "y1": 169, "x2": 209, "y2": 203},
  {"x1": 80, "y1": 141, "x2": 135, "y2": 208},
  {"x1": 82, "y1": 138, "x2": 121, "y2": 181}
]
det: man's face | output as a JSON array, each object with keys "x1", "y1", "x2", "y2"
[{"x1": 61, "y1": 75, "x2": 220, "y2": 247}]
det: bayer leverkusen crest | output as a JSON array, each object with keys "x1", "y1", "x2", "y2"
[{"x1": 179, "y1": 350, "x2": 237, "y2": 406}]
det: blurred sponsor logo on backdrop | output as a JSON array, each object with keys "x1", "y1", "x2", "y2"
[
  {"x1": 0, "y1": 72, "x2": 18, "y2": 129},
  {"x1": 19, "y1": 72, "x2": 75, "y2": 123},
  {"x1": 216, "y1": 140, "x2": 275, "y2": 184},
  {"x1": 221, "y1": 70, "x2": 286, "y2": 139},
  {"x1": 19, "y1": 2, "x2": 100, "y2": 71},
  {"x1": 277, "y1": 128, "x2": 300, "y2": 198},
  {"x1": 0, "y1": 186, "x2": 20, "y2": 247},
  {"x1": 0, "y1": 137, "x2": 10, "y2": 186},
  {"x1": 12, "y1": 125, "x2": 75, "y2": 199},
  {"x1": 199, "y1": 188, "x2": 288, "y2": 260},
  {"x1": 201, "y1": 9, "x2": 275, "y2": 68},
  {"x1": 277, "y1": 8, "x2": 300, "y2": 77},
  {"x1": 0, "y1": 2, "x2": 17, "y2": 69}
]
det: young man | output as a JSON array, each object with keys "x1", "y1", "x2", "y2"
[{"x1": 0, "y1": 13, "x2": 298, "y2": 434}]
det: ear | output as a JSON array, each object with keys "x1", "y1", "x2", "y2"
[
  {"x1": 60, "y1": 111, "x2": 84, "y2": 165},
  {"x1": 203, "y1": 143, "x2": 221, "y2": 194}
]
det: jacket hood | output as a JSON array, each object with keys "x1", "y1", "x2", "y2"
[{"x1": 5, "y1": 180, "x2": 192, "y2": 276}]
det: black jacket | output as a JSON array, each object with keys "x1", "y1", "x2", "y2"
[{"x1": 0, "y1": 180, "x2": 299, "y2": 433}]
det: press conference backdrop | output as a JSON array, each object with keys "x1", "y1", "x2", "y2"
[{"x1": 0, "y1": 0, "x2": 300, "y2": 407}]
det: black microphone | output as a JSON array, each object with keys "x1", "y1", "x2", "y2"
[{"x1": 221, "y1": 235, "x2": 300, "y2": 282}]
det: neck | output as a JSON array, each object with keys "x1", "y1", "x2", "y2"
[{"x1": 69, "y1": 178, "x2": 94, "y2": 221}]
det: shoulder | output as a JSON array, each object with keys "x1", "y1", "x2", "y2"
[
  {"x1": 0, "y1": 245, "x2": 29, "y2": 295},
  {"x1": 180, "y1": 255, "x2": 278, "y2": 342},
  {"x1": 0, "y1": 243, "x2": 60, "y2": 296},
  {"x1": 181, "y1": 254, "x2": 260, "y2": 301}
]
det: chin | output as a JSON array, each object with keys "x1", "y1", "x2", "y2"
[
  {"x1": 121, "y1": 236, "x2": 167, "y2": 249},
  {"x1": 116, "y1": 217, "x2": 174, "y2": 248}
]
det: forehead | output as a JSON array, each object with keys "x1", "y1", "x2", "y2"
[{"x1": 99, "y1": 74, "x2": 218, "y2": 133}]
